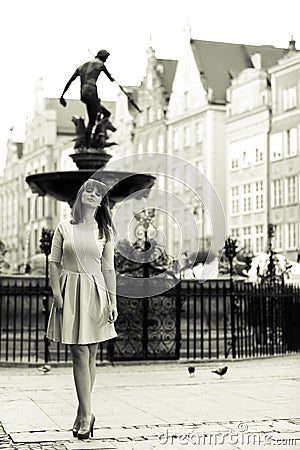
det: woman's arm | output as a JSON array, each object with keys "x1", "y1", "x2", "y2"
[
  {"x1": 49, "y1": 262, "x2": 63, "y2": 309},
  {"x1": 49, "y1": 223, "x2": 64, "y2": 310},
  {"x1": 102, "y1": 238, "x2": 118, "y2": 323}
]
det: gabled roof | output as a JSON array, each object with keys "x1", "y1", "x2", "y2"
[
  {"x1": 156, "y1": 59, "x2": 178, "y2": 96},
  {"x1": 191, "y1": 39, "x2": 286, "y2": 104}
]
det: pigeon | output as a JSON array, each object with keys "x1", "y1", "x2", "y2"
[
  {"x1": 211, "y1": 366, "x2": 228, "y2": 379},
  {"x1": 38, "y1": 364, "x2": 51, "y2": 374},
  {"x1": 188, "y1": 366, "x2": 196, "y2": 377}
]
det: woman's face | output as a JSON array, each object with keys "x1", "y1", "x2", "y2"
[{"x1": 81, "y1": 184, "x2": 102, "y2": 209}]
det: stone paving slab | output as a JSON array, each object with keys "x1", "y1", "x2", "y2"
[
  {"x1": 10, "y1": 431, "x2": 73, "y2": 443},
  {"x1": 0, "y1": 355, "x2": 300, "y2": 449},
  {"x1": 63, "y1": 441, "x2": 117, "y2": 449}
]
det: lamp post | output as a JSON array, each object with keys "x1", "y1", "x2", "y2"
[
  {"x1": 134, "y1": 208, "x2": 156, "y2": 278},
  {"x1": 266, "y1": 223, "x2": 276, "y2": 286},
  {"x1": 224, "y1": 237, "x2": 238, "y2": 359},
  {"x1": 39, "y1": 228, "x2": 53, "y2": 364},
  {"x1": 134, "y1": 208, "x2": 156, "y2": 358}
]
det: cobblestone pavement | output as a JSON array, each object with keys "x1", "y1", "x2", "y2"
[{"x1": 0, "y1": 355, "x2": 299, "y2": 449}]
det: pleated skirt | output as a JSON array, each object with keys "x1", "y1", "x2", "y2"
[{"x1": 46, "y1": 270, "x2": 117, "y2": 345}]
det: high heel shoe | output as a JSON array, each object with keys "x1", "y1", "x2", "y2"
[
  {"x1": 72, "y1": 416, "x2": 81, "y2": 437},
  {"x1": 77, "y1": 414, "x2": 95, "y2": 440}
]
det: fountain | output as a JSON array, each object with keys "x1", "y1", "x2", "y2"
[{"x1": 26, "y1": 112, "x2": 155, "y2": 206}]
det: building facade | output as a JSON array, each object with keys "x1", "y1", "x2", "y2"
[
  {"x1": 226, "y1": 39, "x2": 300, "y2": 259},
  {"x1": 269, "y1": 40, "x2": 300, "y2": 260}
]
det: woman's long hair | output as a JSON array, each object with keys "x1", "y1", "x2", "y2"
[{"x1": 71, "y1": 179, "x2": 115, "y2": 241}]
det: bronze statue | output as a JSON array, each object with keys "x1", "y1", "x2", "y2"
[
  {"x1": 60, "y1": 49, "x2": 115, "y2": 147},
  {"x1": 72, "y1": 114, "x2": 117, "y2": 152}
]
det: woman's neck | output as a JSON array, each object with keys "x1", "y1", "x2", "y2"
[{"x1": 81, "y1": 207, "x2": 96, "y2": 224}]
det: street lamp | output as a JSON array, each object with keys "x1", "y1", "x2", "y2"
[
  {"x1": 134, "y1": 208, "x2": 156, "y2": 278},
  {"x1": 224, "y1": 237, "x2": 239, "y2": 359},
  {"x1": 39, "y1": 228, "x2": 53, "y2": 364}
]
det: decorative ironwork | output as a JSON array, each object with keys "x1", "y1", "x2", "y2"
[
  {"x1": 112, "y1": 208, "x2": 180, "y2": 360},
  {"x1": 114, "y1": 208, "x2": 177, "y2": 278},
  {"x1": 112, "y1": 288, "x2": 180, "y2": 361}
]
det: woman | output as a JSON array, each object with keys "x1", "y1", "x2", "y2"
[{"x1": 46, "y1": 178, "x2": 118, "y2": 440}]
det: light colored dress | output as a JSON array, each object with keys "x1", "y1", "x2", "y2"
[{"x1": 46, "y1": 219, "x2": 117, "y2": 345}]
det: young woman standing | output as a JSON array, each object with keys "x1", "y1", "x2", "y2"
[{"x1": 47, "y1": 179, "x2": 118, "y2": 439}]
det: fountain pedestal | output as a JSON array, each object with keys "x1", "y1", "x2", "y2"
[{"x1": 69, "y1": 151, "x2": 112, "y2": 170}]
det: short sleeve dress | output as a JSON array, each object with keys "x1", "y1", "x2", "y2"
[{"x1": 46, "y1": 219, "x2": 117, "y2": 345}]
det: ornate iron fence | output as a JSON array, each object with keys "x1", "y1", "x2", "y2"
[{"x1": 0, "y1": 276, "x2": 299, "y2": 363}]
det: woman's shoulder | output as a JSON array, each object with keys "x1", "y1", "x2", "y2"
[{"x1": 55, "y1": 218, "x2": 73, "y2": 233}]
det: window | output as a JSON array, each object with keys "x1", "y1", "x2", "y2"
[
  {"x1": 242, "y1": 184, "x2": 251, "y2": 213},
  {"x1": 254, "y1": 134, "x2": 264, "y2": 164},
  {"x1": 271, "y1": 179, "x2": 283, "y2": 207},
  {"x1": 172, "y1": 130, "x2": 179, "y2": 151},
  {"x1": 283, "y1": 128, "x2": 298, "y2": 157},
  {"x1": 285, "y1": 176, "x2": 298, "y2": 205},
  {"x1": 286, "y1": 223, "x2": 297, "y2": 250},
  {"x1": 138, "y1": 142, "x2": 143, "y2": 160},
  {"x1": 254, "y1": 181, "x2": 264, "y2": 211},
  {"x1": 184, "y1": 91, "x2": 190, "y2": 110},
  {"x1": 255, "y1": 225, "x2": 264, "y2": 254},
  {"x1": 230, "y1": 141, "x2": 239, "y2": 170},
  {"x1": 241, "y1": 137, "x2": 252, "y2": 167},
  {"x1": 147, "y1": 137, "x2": 154, "y2": 153},
  {"x1": 184, "y1": 126, "x2": 190, "y2": 147},
  {"x1": 148, "y1": 107, "x2": 154, "y2": 123},
  {"x1": 33, "y1": 138, "x2": 39, "y2": 151},
  {"x1": 42, "y1": 197, "x2": 45, "y2": 217},
  {"x1": 157, "y1": 134, "x2": 164, "y2": 153},
  {"x1": 195, "y1": 121, "x2": 203, "y2": 143},
  {"x1": 242, "y1": 227, "x2": 252, "y2": 253},
  {"x1": 34, "y1": 229, "x2": 38, "y2": 253},
  {"x1": 231, "y1": 228, "x2": 239, "y2": 239},
  {"x1": 156, "y1": 108, "x2": 163, "y2": 120},
  {"x1": 283, "y1": 87, "x2": 297, "y2": 111},
  {"x1": 274, "y1": 224, "x2": 284, "y2": 251},
  {"x1": 270, "y1": 132, "x2": 283, "y2": 161},
  {"x1": 231, "y1": 186, "x2": 239, "y2": 215},
  {"x1": 172, "y1": 167, "x2": 180, "y2": 194},
  {"x1": 26, "y1": 197, "x2": 30, "y2": 223}
]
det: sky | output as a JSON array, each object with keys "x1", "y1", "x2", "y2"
[{"x1": 1, "y1": 0, "x2": 299, "y2": 173}]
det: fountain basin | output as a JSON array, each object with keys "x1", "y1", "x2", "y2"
[{"x1": 26, "y1": 170, "x2": 156, "y2": 206}]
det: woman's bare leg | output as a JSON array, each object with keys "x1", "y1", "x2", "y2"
[
  {"x1": 70, "y1": 345, "x2": 91, "y2": 424},
  {"x1": 88, "y1": 343, "x2": 99, "y2": 393}
]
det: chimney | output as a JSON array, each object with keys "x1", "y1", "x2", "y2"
[
  {"x1": 251, "y1": 53, "x2": 262, "y2": 69},
  {"x1": 288, "y1": 36, "x2": 297, "y2": 52}
]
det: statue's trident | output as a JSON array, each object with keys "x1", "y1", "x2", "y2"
[{"x1": 88, "y1": 49, "x2": 142, "y2": 113}]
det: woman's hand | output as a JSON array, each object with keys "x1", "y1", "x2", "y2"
[
  {"x1": 53, "y1": 293, "x2": 64, "y2": 310},
  {"x1": 108, "y1": 305, "x2": 118, "y2": 323}
]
